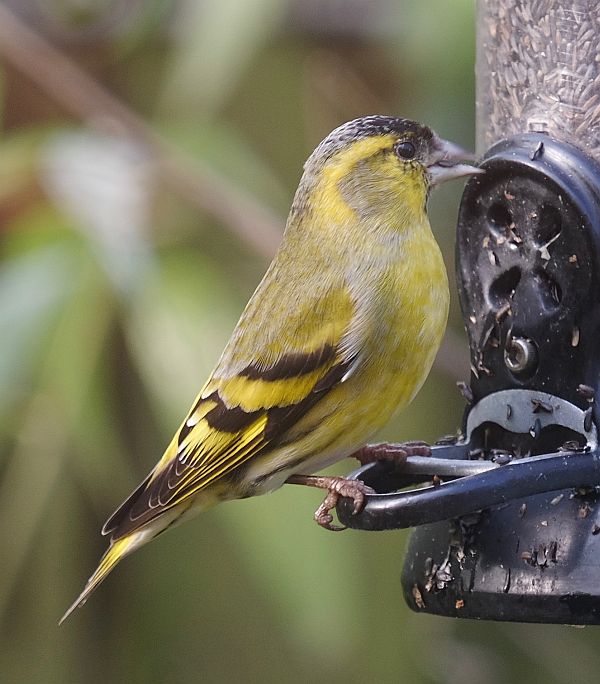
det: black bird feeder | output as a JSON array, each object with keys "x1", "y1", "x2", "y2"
[{"x1": 337, "y1": 0, "x2": 600, "y2": 624}]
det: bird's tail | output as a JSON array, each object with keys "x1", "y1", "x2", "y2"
[{"x1": 59, "y1": 528, "x2": 152, "y2": 625}]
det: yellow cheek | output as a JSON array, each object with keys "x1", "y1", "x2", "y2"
[
  {"x1": 376, "y1": 155, "x2": 428, "y2": 217},
  {"x1": 314, "y1": 141, "x2": 428, "y2": 227}
]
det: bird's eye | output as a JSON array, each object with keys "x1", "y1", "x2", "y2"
[{"x1": 394, "y1": 141, "x2": 416, "y2": 160}]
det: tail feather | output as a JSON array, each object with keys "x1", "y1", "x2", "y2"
[
  {"x1": 59, "y1": 532, "x2": 148, "y2": 625},
  {"x1": 61, "y1": 491, "x2": 206, "y2": 624}
]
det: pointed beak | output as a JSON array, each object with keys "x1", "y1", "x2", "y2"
[{"x1": 427, "y1": 135, "x2": 484, "y2": 186}]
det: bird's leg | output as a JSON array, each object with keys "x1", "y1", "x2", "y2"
[
  {"x1": 285, "y1": 474, "x2": 375, "y2": 532},
  {"x1": 351, "y1": 440, "x2": 431, "y2": 466},
  {"x1": 285, "y1": 443, "x2": 430, "y2": 531}
]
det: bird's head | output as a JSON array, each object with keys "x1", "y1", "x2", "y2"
[{"x1": 297, "y1": 116, "x2": 482, "y2": 227}]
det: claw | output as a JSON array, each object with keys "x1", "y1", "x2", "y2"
[
  {"x1": 285, "y1": 473, "x2": 375, "y2": 531},
  {"x1": 313, "y1": 477, "x2": 375, "y2": 530},
  {"x1": 315, "y1": 492, "x2": 346, "y2": 531}
]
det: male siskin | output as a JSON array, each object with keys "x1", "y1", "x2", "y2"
[{"x1": 61, "y1": 115, "x2": 481, "y2": 622}]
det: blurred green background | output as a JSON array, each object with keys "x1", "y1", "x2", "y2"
[{"x1": 2, "y1": 1, "x2": 600, "y2": 682}]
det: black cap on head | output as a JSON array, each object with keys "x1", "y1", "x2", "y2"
[
  {"x1": 331, "y1": 116, "x2": 433, "y2": 144},
  {"x1": 305, "y1": 115, "x2": 434, "y2": 172}
]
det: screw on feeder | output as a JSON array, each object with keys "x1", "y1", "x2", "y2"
[{"x1": 504, "y1": 336, "x2": 538, "y2": 375}]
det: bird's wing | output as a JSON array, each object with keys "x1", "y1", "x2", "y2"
[{"x1": 103, "y1": 283, "x2": 363, "y2": 540}]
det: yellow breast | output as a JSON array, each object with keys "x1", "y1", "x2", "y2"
[{"x1": 371, "y1": 222, "x2": 449, "y2": 411}]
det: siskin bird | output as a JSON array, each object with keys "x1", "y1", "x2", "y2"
[{"x1": 61, "y1": 115, "x2": 482, "y2": 623}]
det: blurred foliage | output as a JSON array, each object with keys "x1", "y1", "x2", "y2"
[{"x1": 2, "y1": 1, "x2": 600, "y2": 683}]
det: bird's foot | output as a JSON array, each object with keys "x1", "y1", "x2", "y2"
[
  {"x1": 351, "y1": 440, "x2": 431, "y2": 466},
  {"x1": 285, "y1": 474, "x2": 375, "y2": 531}
]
